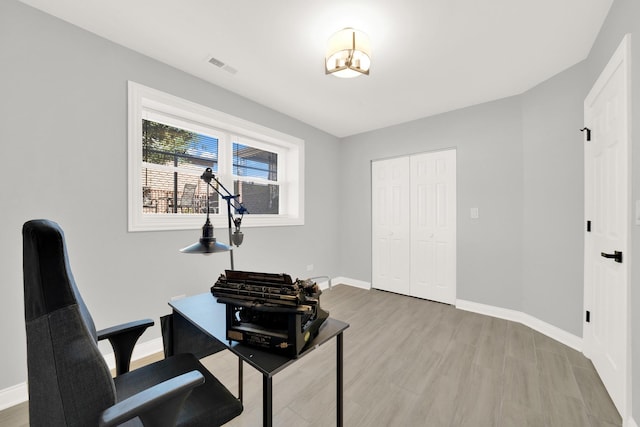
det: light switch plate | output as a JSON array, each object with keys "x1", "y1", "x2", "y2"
[{"x1": 470, "y1": 207, "x2": 479, "y2": 219}]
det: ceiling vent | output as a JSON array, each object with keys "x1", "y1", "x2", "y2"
[
  {"x1": 208, "y1": 56, "x2": 225, "y2": 67},
  {"x1": 208, "y1": 57, "x2": 237, "y2": 75},
  {"x1": 222, "y1": 65, "x2": 238, "y2": 75}
]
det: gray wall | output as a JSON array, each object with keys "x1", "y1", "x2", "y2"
[
  {"x1": 339, "y1": 96, "x2": 524, "y2": 312},
  {"x1": 0, "y1": 0, "x2": 340, "y2": 391},
  {"x1": 584, "y1": 0, "x2": 640, "y2": 419},
  {"x1": 521, "y1": 61, "x2": 588, "y2": 336},
  {"x1": 339, "y1": 59, "x2": 588, "y2": 339}
]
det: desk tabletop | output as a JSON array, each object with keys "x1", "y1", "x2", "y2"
[{"x1": 169, "y1": 292, "x2": 349, "y2": 377}]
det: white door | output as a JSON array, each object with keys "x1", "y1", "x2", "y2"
[
  {"x1": 371, "y1": 157, "x2": 410, "y2": 294},
  {"x1": 583, "y1": 34, "x2": 630, "y2": 418},
  {"x1": 410, "y1": 150, "x2": 457, "y2": 303},
  {"x1": 372, "y1": 150, "x2": 457, "y2": 304}
]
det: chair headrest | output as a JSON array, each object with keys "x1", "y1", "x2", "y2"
[{"x1": 23, "y1": 219, "x2": 78, "y2": 322}]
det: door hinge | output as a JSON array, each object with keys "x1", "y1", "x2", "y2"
[
  {"x1": 586, "y1": 310, "x2": 590, "y2": 323},
  {"x1": 580, "y1": 127, "x2": 591, "y2": 141},
  {"x1": 586, "y1": 220, "x2": 591, "y2": 232}
]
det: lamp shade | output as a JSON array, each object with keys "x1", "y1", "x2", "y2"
[
  {"x1": 179, "y1": 238, "x2": 230, "y2": 254},
  {"x1": 325, "y1": 28, "x2": 371, "y2": 78},
  {"x1": 180, "y1": 218, "x2": 230, "y2": 254}
]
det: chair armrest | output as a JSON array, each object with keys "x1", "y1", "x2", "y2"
[
  {"x1": 97, "y1": 319, "x2": 154, "y2": 375},
  {"x1": 97, "y1": 319, "x2": 154, "y2": 340},
  {"x1": 99, "y1": 370, "x2": 205, "y2": 427}
]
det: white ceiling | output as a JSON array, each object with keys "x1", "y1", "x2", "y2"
[{"x1": 20, "y1": 0, "x2": 613, "y2": 137}]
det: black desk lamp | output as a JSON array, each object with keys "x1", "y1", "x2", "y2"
[{"x1": 180, "y1": 168, "x2": 247, "y2": 270}]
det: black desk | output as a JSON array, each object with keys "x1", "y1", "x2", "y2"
[{"x1": 168, "y1": 293, "x2": 349, "y2": 427}]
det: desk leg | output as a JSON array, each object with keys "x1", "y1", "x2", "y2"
[
  {"x1": 263, "y1": 375, "x2": 273, "y2": 427},
  {"x1": 337, "y1": 331, "x2": 344, "y2": 427},
  {"x1": 238, "y1": 358, "x2": 243, "y2": 403}
]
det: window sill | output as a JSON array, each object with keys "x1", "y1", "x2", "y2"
[{"x1": 128, "y1": 213, "x2": 303, "y2": 232}]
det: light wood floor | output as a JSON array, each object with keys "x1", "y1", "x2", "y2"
[{"x1": 1, "y1": 285, "x2": 621, "y2": 426}]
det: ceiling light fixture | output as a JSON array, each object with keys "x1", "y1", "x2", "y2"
[{"x1": 325, "y1": 28, "x2": 371, "y2": 78}]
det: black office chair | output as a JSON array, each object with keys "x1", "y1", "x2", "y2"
[{"x1": 22, "y1": 219, "x2": 243, "y2": 426}]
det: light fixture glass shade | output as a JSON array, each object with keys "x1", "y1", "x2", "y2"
[{"x1": 325, "y1": 28, "x2": 371, "y2": 78}]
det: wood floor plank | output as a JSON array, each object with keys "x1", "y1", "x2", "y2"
[
  {"x1": 572, "y1": 365, "x2": 622, "y2": 425},
  {"x1": 532, "y1": 329, "x2": 569, "y2": 355},
  {"x1": 500, "y1": 400, "x2": 546, "y2": 427},
  {"x1": 588, "y1": 414, "x2": 624, "y2": 427},
  {"x1": 565, "y1": 345, "x2": 594, "y2": 369},
  {"x1": 506, "y1": 322, "x2": 537, "y2": 365},
  {"x1": 452, "y1": 310, "x2": 487, "y2": 347},
  {"x1": 536, "y1": 348, "x2": 583, "y2": 399},
  {"x1": 0, "y1": 403, "x2": 28, "y2": 427},
  {"x1": 503, "y1": 355, "x2": 543, "y2": 412},
  {"x1": 390, "y1": 347, "x2": 442, "y2": 395},
  {"x1": 421, "y1": 371, "x2": 461, "y2": 426},
  {"x1": 473, "y1": 317, "x2": 507, "y2": 372},
  {"x1": 437, "y1": 339, "x2": 476, "y2": 381},
  {"x1": 451, "y1": 364, "x2": 503, "y2": 427},
  {"x1": 541, "y1": 391, "x2": 592, "y2": 427},
  {"x1": 352, "y1": 383, "x2": 420, "y2": 427}
]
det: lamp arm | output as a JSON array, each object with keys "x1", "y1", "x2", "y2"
[
  {"x1": 225, "y1": 193, "x2": 234, "y2": 270},
  {"x1": 206, "y1": 173, "x2": 233, "y2": 200},
  {"x1": 200, "y1": 168, "x2": 248, "y2": 270},
  {"x1": 206, "y1": 182, "x2": 248, "y2": 216},
  {"x1": 204, "y1": 174, "x2": 249, "y2": 215}
]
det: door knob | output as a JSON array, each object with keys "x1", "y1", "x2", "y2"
[{"x1": 601, "y1": 251, "x2": 623, "y2": 263}]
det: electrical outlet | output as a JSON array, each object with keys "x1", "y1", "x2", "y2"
[{"x1": 306, "y1": 264, "x2": 314, "y2": 272}]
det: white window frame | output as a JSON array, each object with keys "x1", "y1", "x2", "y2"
[{"x1": 128, "y1": 81, "x2": 305, "y2": 231}]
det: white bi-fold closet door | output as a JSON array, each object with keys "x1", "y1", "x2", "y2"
[{"x1": 372, "y1": 149, "x2": 456, "y2": 304}]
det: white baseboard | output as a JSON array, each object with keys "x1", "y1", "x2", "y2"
[
  {"x1": 521, "y1": 312, "x2": 582, "y2": 352},
  {"x1": 0, "y1": 382, "x2": 28, "y2": 411},
  {"x1": 332, "y1": 276, "x2": 371, "y2": 290},
  {"x1": 455, "y1": 299, "x2": 582, "y2": 352},
  {"x1": 0, "y1": 337, "x2": 164, "y2": 410},
  {"x1": 309, "y1": 276, "x2": 332, "y2": 291}
]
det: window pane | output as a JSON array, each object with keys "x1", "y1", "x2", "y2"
[
  {"x1": 143, "y1": 119, "x2": 218, "y2": 172},
  {"x1": 234, "y1": 181, "x2": 279, "y2": 214},
  {"x1": 233, "y1": 143, "x2": 277, "y2": 181},
  {"x1": 141, "y1": 119, "x2": 219, "y2": 215},
  {"x1": 141, "y1": 168, "x2": 219, "y2": 214}
]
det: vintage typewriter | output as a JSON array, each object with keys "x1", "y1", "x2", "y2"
[{"x1": 211, "y1": 270, "x2": 329, "y2": 357}]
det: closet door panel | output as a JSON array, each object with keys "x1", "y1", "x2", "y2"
[
  {"x1": 371, "y1": 157, "x2": 410, "y2": 294},
  {"x1": 410, "y1": 150, "x2": 456, "y2": 304}
]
